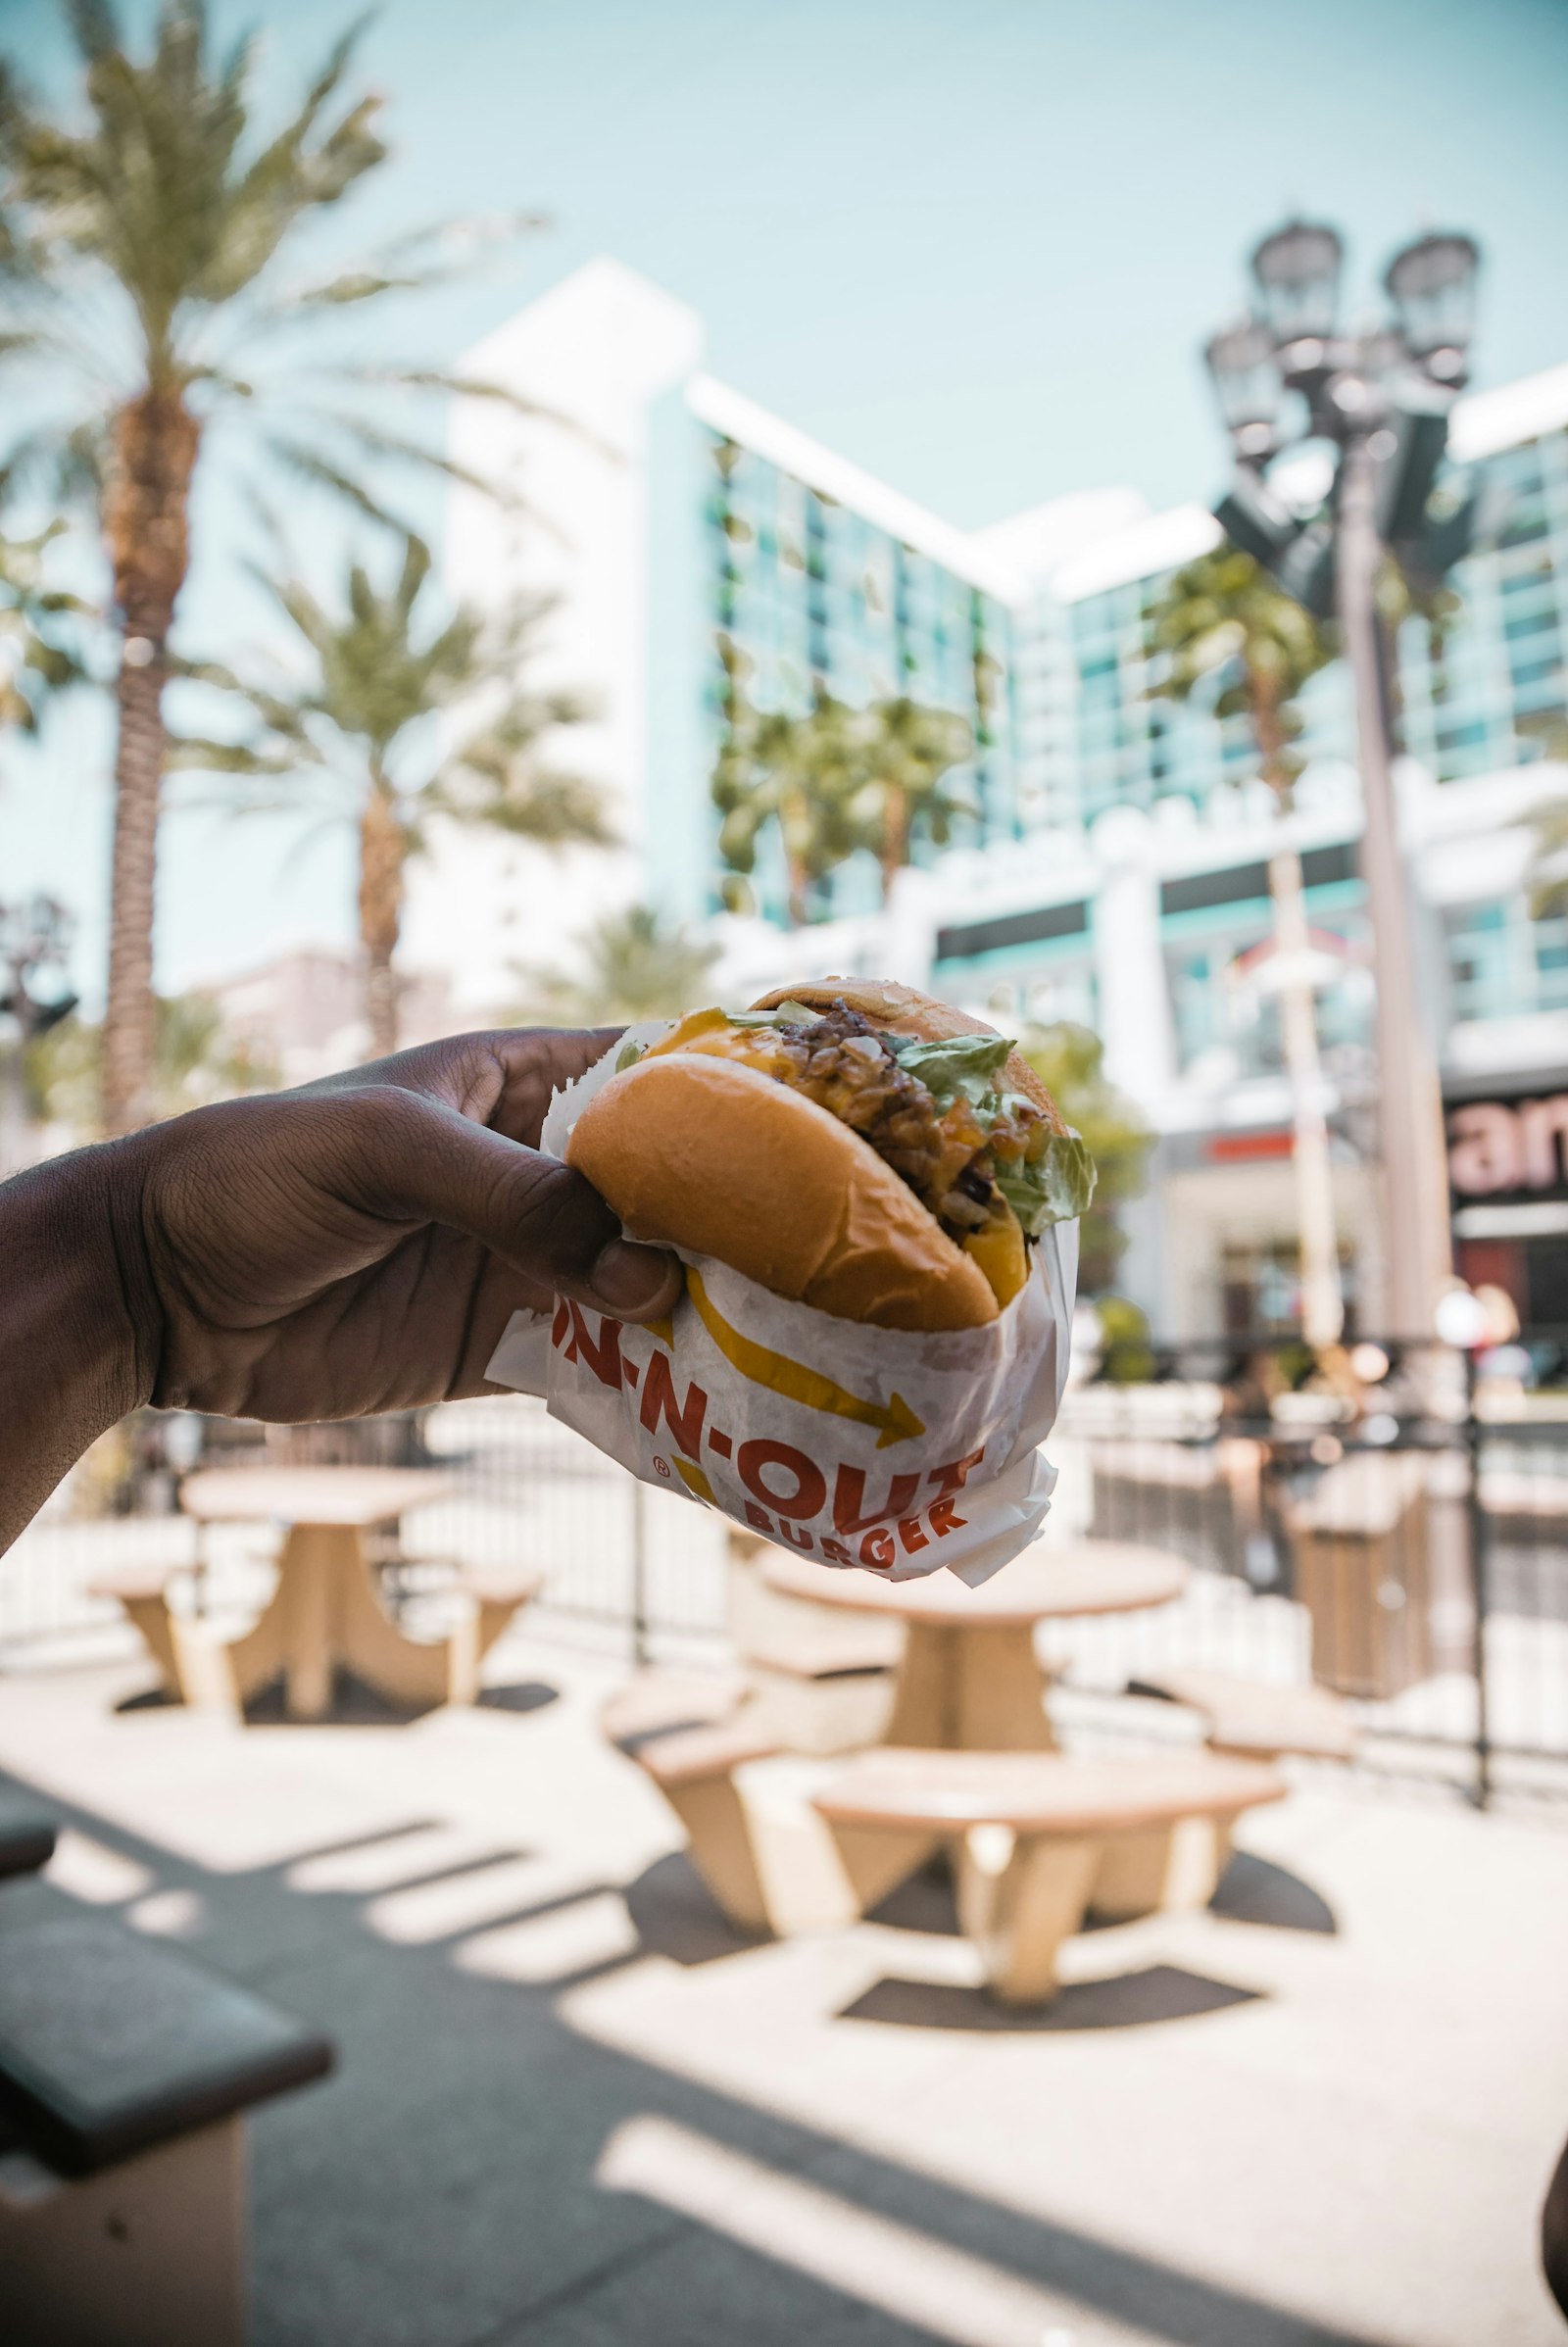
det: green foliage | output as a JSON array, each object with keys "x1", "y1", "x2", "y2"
[
  {"x1": 0, "y1": 518, "x2": 89, "y2": 733},
  {"x1": 0, "y1": 0, "x2": 547, "y2": 532},
  {"x1": 711, "y1": 660, "x2": 975, "y2": 921},
  {"x1": 711, "y1": 676, "x2": 869, "y2": 923},
  {"x1": 174, "y1": 530, "x2": 611, "y2": 860},
  {"x1": 856, "y1": 694, "x2": 974, "y2": 880},
  {"x1": 514, "y1": 905, "x2": 720, "y2": 1026},
  {"x1": 1528, "y1": 794, "x2": 1568, "y2": 919},
  {"x1": 25, "y1": 991, "x2": 277, "y2": 1130},
  {"x1": 1020, "y1": 1022, "x2": 1153, "y2": 1295},
  {"x1": 1093, "y1": 1293, "x2": 1156, "y2": 1385},
  {"x1": 1146, "y1": 543, "x2": 1334, "y2": 801}
]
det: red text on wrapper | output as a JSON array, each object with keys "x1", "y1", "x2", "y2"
[{"x1": 552, "y1": 1305, "x2": 984, "y2": 1563}]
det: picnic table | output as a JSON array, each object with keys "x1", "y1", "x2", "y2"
[
  {"x1": 760, "y1": 1541, "x2": 1190, "y2": 1752},
  {"x1": 176, "y1": 1466, "x2": 466, "y2": 1721}
]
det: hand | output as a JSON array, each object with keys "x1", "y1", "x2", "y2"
[{"x1": 117, "y1": 1027, "x2": 681, "y2": 1421}]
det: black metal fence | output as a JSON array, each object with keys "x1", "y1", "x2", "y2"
[
  {"x1": 6, "y1": 1334, "x2": 1565, "y2": 1807},
  {"x1": 1046, "y1": 1338, "x2": 1568, "y2": 1806}
]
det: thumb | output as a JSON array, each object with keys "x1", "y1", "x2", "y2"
[{"x1": 342, "y1": 1089, "x2": 682, "y2": 1322}]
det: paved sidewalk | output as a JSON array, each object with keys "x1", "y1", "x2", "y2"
[{"x1": 1, "y1": 1635, "x2": 1565, "y2": 2347}]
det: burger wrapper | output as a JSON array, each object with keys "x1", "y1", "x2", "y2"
[{"x1": 484, "y1": 1027, "x2": 1078, "y2": 1587}]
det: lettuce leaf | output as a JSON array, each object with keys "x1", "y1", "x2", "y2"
[
  {"x1": 995, "y1": 1135, "x2": 1098, "y2": 1234},
  {"x1": 727, "y1": 999, "x2": 817, "y2": 1029},
  {"x1": 890, "y1": 1030, "x2": 1013, "y2": 1108}
]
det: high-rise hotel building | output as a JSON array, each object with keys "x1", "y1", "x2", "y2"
[{"x1": 426, "y1": 260, "x2": 1568, "y2": 1337}]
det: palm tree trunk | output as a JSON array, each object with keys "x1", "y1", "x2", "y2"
[
  {"x1": 101, "y1": 389, "x2": 200, "y2": 1136},
  {"x1": 1253, "y1": 680, "x2": 1343, "y2": 1349},
  {"x1": 359, "y1": 779, "x2": 405, "y2": 1056}
]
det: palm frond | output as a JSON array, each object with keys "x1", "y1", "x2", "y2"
[
  {"x1": 304, "y1": 409, "x2": 528, "y2": 509},
  {"x1": 262, "y1": 434, "x2": 417, "y2": 535}
]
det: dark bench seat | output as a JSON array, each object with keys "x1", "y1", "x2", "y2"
[
  {"x1": 0, "y1": 1908, "x2": 333, "y2": 2346},
  {"x1": 0, "y1": 1799, "x2": 56, "y2": 1883}
]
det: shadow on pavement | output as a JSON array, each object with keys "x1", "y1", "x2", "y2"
[
  {"x1": 621, "y1": 1850, "x2": 770, "y2": 1966},
  {"x1": 1209, "y1": 1850, "x2": 1338, "y2": 1934},
  {"x1": 838, "y1": 1962, "x2": 1262, "y2": 2033},
  {"x1": 0, "y1": 1755, "x2": 1392, "y2": 2347},
  {"x1": 477, "y1": 1681, "x2": 562, "y2": 1716}
]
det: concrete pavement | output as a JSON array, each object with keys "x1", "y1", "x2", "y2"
[{"x1": 0, "y1": 1633, "x2": 1565, "y2": 2346}]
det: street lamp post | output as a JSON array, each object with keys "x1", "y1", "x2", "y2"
[{"x1": 1202, "y1": 220, "x2": 1483, "y2": 1343}]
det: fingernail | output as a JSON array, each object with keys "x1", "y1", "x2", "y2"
[{"x1": 587, "y1": 1240, "x2": 682, "y2": 1320}]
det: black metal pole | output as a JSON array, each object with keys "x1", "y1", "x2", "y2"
[{"x1": 1463, "y1": 1346, "x2": 1492, "y2": 1809}]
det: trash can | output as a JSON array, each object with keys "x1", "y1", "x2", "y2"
[{"x1": 1286, "y1": 1451, "x2": 1435, "y2": 1700}]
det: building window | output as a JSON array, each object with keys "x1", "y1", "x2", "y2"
[
  {"x1": 1166, "y1": 915, "x2": 1372, "y2": 1080},
  {"x1": 1221, "y1": 1238, "x2": 1359, "y2": 1339},
  {"x1": 1445, "y1": 897, "x2": 1568, "y2": 1022}
]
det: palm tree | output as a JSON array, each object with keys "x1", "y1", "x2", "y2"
[
  {"x1": 515, "y1": 905, "x2": 720, "y2": 1025},
  {"x1": 712, "y1": 684, "x2": 866, "y2": 925},
  {"x1": 0, "y1": 1, "x2": 549, "y2": 1129},
  {"x1": 712, "y1": 676, "x2": 975, "y2": 924},
  {"x1": 852, "y1": 694, "x2": 974, "y2": 901},
  {"x1": 179, "y1": 534, "x2": 612, "y2": 1055},
  {"x1": 1147, "y1": 543, "x2": 1345, "y2": 1348},
  {"x1": 1529, "y1": 797, "x2": 1568, "y2": 919}
]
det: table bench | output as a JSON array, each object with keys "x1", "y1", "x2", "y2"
[
  {"x1": 91, "y1": 1516, "x2": 541, "y2": 1717},
  {"x1": 727, "y1": 1532, "x2": 903, "y2": 1751},
  {"x1": 603, "y1": 1683, "x2": 782, "y2": 1932},
  {"x1": 811, "y1": 1748, "x2": 1286, "y2": 2004},
  {"x1": 0, "y1": 1906, "x2": 334, "y2": 2346},
  {"x1": 1127, "y1": 1668, "x2": 1357, "y2": 1763},
  {"x1": 86, "y1": 1559, "x2": 186, "y2": 1691}
]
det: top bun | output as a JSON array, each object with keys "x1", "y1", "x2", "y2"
[
  {"x1": 749, "y1": 979, "x2": 1066, "y2": 1132},
  {"x1": 565, "y1": 1047, "x2": 998, "y2": 1331}
]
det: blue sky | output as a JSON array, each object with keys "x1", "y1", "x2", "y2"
[{"x1": 4, "y1": 0, "x2": 1567, "y2": 1000}]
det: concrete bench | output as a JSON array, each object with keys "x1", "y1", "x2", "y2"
[
  {"x1": 0, "y1": 1801, "x2": 56, "y2": 1882},
  {"x1": 600, "y1": 1671, "x2": 752, "y2": 1753},
  {"x1": 1127, "y1": 1669, "x2": 1357, "y2": 1763},
  {"x1": 85, "y1": 1560, "x2": 186, "y2": 1692},
  {"x1": 743, "y1": 1626, "x2": 900, "y2": 1756},
  {"x1": 0, "y1": 1909, "x2": 333, "y2": 2346},
  {"x1": 727, "y1": 1532, "x2": 901, "y2": 1755},
  {"x1": 444, "y1": 1562, "x2": 545, "y2": 1704},
  {"x1": 603, "y1": 1687, "x2": 782, "y2": 1933},
  {"x1": 812, "y1": 1748, "x2": 1286, "y2": 2004}
]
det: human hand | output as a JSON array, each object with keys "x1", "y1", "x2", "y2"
[{"x1": 112, "y1": 1027, "x2": 681, "y2": 1422}]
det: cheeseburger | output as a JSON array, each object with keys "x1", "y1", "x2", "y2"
[{"x1": 566, "y1": 979, "x2": 1095, "y2": 1334}]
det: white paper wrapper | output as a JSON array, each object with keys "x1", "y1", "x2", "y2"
[{"x1": 485, "y1": 1027, "x2": 1078, "y2": 1587}]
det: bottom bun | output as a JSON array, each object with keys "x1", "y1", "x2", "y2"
[{"x1": 566, "y1": 1050, "x2": 999, "y2": 1331}]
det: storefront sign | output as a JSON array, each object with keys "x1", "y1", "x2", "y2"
[{"x1": 1447, "y1": 1092, "x2": 1568, "y2": 1204}]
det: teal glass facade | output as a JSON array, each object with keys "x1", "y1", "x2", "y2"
[
  {"x1": 671, "y1": 390, "x2": 1567, "y2": 1038},
  {"x1": 1397, "y1": 430, "x2": 1568, "y2": 782},
  {"x1": 696, "y1": 426, "x2": 1013, "y2": 922}
]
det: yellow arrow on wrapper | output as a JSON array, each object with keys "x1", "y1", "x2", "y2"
[{"x1": 684, "y1": 1268, "x2": 925, "y2": 1449}]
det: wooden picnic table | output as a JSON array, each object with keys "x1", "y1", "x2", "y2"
[
  {"x1": 760, "y1": 1541, "x2": 1190, "y2": 1753},
  {"x1": 177, "y1": 1466, "x2": 463, "y2": 1721}
]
